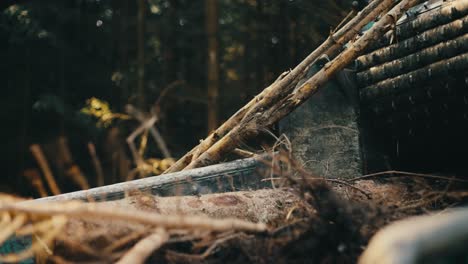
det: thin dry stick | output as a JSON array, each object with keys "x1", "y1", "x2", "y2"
[
  {"x1": 57, "y1": 137, "x2": 90, "y2": 190},
  {"x1": 127, "y1": 105, "x2": 172, "y2": 159},
  {"x1": 126, "y1": 115, "x2": 158, "y2": 166},
  {"x1": 185, "y1": 0, "x2": 421, "y2": 170},
  {"x1": 23, "y1": 170, "x2": 48, "y2": 198},
  {"x1": 165, "y1": 0, "x2": 392, "y2": 173},
  {"x1": 198, "y1": 233, "x2": 243, "y2": 259},
  {"x1": 116, "y1": 228, "x2": 168, "y2": 264},
  {"x1": 16, "y1": 218, "x2": 54, "y2": 236},
  {"x1": 348, "y1": 170, "x2": 468, "y2": 183},
  {"x1": 0, "y1": 202, "x2": 267, "y2": 233},
  {"x1": 0, "y1": 214, "x2": 27, "y2": 245},
  {"x1": 104, "y1": 229, "x2": 147, "y2": 253},
  {"x1": 87, "y1": 142, "x2": 105, "y2": 187},
  {"x1": 57, "y1": 237, "x2": 104, "y2": 259},
  {"x1": 332, "y1": 9, "x2": 356, "y2": 34},
  {"x1": 0, "y1": 216, "x2": 67, "y2": 263},
  {"x1": 30, "y1": 144, "x2": 61, "y2": 195},
  {"x1": 232, "y1": 148, "x2": 255, "y2": 158}
]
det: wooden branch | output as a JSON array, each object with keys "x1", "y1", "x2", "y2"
[
  {"x1": 1, "y1": 200, "x2": 267, "y2": 233},
  {"x1": 357, "y1": 32, "x2": 468, "y2": 86},
  {"x1": 184, "y1": 0, "x2": 422, "y2": 169},
  {"x1": 116, "y1": 228, "x2": 168, "y2": 264},
  {"x1": 359, "y1": 208, "x2": 468, "y2": 264},
  {"x1": 365, "y1": 0, "x2": 468, "y2": 56},
  {"x1": 56, "y1": 138, "x2": 90, "y2": 190},
  {"x1": 164, "y1": 0, "x2": 394, "y2": 173},
  {"x1": 87, "y1": 143, "x2": 105, "y2": 187},
  {"x1": 360, "y1": 52, "x2": 468, "y2": 103},
  {"x1": 23, "y1": 169, "x2": 49, "y2": 197},
  {"x1": 30, "y1": 144, "x2": 61, "y2": 196},
  {"x1": 357, "y1": 14, "x2": 468, "y2": 72}
]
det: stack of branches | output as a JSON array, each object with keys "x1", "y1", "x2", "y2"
[{"x1": 164, "y1": 0, "x2": 425, "y2": 174}]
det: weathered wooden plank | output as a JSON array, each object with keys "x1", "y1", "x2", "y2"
[
  {"x1": 360, "y1": 52, "x2": 468, "y2": 103},
  {"x1": 356, "y1": 14, "x2": 468, "y2": 72},
  {"x1": 364, "y1": 0, "x2": 468, "y2": 57},
  {"x1": 357, "y1": 33, "x2": 468, "y2": 86}
]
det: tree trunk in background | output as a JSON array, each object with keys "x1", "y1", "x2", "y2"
[
  {"x1": 206, "y1": 0, "x2": 219, "y2": 133},
  {"x1": 137, "y1": 0, "x2": 146, "y2": 107}
]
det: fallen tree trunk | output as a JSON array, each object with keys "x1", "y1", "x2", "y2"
[
  {"x1": 69, "y1": 188, "x2": 307, "y2": 234},
  {"x1": 51, "y1": 188, "x2": 308, "y2": 261},
  {"x1": 365, "y1": 0, "x2": 468, "y2": 56},
  {"x1": 164, "y1": 0, "x2": 395, "y2": 173},
  {"x1": 184, "y1": 0, "x2": 422, "y2": 169},
  {"x1": 360, "y1": 52, "x2": 468, "y2": 103},
  {"x1": 356, "y1": 14, "x2": 468, "y2": 72},
  {"x1": 357, "y1": 32, "x2": 468, "y2": 86}
]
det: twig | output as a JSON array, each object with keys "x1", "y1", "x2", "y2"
[
  {"x1": 0, "y1": 201, "x2": 268, "y2": 233},
  {"x1": 0, "y1": 214, "x2": 27, "y2": 245},
  {"x1": 23, "y1": 169, "x2": 48, "y2": 197},
  {"x1": 348, "y1": 170, "x2": 468, "y2": 183},
  {"x1": 262, "y1": 177, "x2": 371, "y2": 199},
  {"x1": 332, "y1": 10, "x2": 356, "y2": 34},
  {"x1": 30, "y1": 144, "x2": 61, "y2": 195},
  {"x1": 87, "y1": 142, "x2": 105, "y2": 187},
  {"x1": 198, "y1": 233, "x2": 243, "y2": 259},
  {"x1": 127, "y1": 105, "x2": 172, "y2": 159},
  {"x1": 153, "y1": 80, "x2": 186, "y2": 115},
  {"x1": 57, "y1": 137, "x2": 90, "y2": 190},
  {"x1": 0, "y1": 215, "x2": 67, "y2": 263},
  {"x1": 232, "y1": 148, "x2": 255, "y2": 158},
  {"x1": 116, "y1": 228, "x2": 168, "y2": 264},
  {"x1": 326, "y1": 179, "x2": 371, "y2": 199},
  {"x1": 104, "y1": 229, "x2": 147, "y2": 253}
]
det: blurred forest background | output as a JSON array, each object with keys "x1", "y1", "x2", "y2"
[{"x1": 0, "y1": 0, "x2": 352, "y2": 196}]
